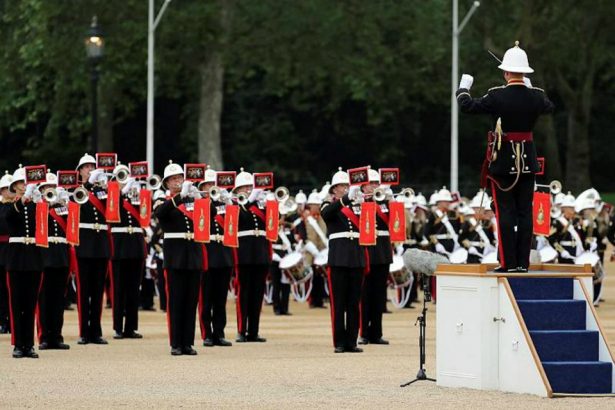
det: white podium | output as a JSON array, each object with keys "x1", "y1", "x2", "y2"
[{"x1": 434, "y1": 263, "x2": 612, "y2": 397}]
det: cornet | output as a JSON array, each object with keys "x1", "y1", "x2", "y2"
[
  {"x1": 114, "y1": 165, "x2": 130, "y2": 184},
  {"x1": 274, "y1": 186, "x2": 289, "y2": 202},
  {"x1": 373, "y1": 187, "x2": 387, "y2": 202},
  {"x1": 70, "y1": 186, "x2": 90, "y2": 204},
  {"x1": 535, "y1": 180, "x2": 562, "y2": 195},
  {"x1": 399, "y1": 187, "x2": 415, "y2": 199},
  {"x1": 39, "y1": 187, "x2": 58, "y2": 203},
  {"x1": 235, "y1": 192, "x2": 249, "y2": 206},
  {"x1": 146, "y1": 174, "x2": 162, "y2": 190}
]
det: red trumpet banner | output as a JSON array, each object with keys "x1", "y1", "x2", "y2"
[
  {"x1": 129, "y1": 161, "x2": 149, "y2": 179},
  {"x1": 533, "y1": 191, "x2": 551, "y2": 236},
  {"x1": 253, "y1": 172, "x2": 274, "y2": 190},
  {"x1": 388, "y1": 201, "x2": 406, "y2": 243},
  {"x1": 25, "y1": 165, "x2": 47, "y2": 184},
  {"x1": 96, "y1": 153, "x2": 117, "y2": 170},
  {"x1": 379, "y1": 168, "x2": 400, "y2": 186},
  {"x1": 105, "y1": 181, "x2": 121, "y2": 223},
  {"x1": 35, "y1": 201, "x2": 49, "y2": 248},
  {"x1": 139, "y1": 189, "x2": 152, "y2": 228},
  {"x1": 223, "y1": 204, "x2": 240, "y2": 248},
  {"x1": 359, "y1": 201, "x2": 377, "y2": 246},
  {"x1": 194, "y1": 198, "x2": 211, "y2": 243},
  {"x1": 57, "y1": 170, "x2": 79, "y2": 188},
  {"x1": 347, "y1": 166, "x2": 370, "y2": 186},
  {"x1": 66, "y1": 202, "x2": 80, "y2": 246},
  {"x1": 265, "y1": 200, "x2": 279, "y2": 242},
  {"x1": 184, "y1": 163, "x2": 207, "y2": 182}
]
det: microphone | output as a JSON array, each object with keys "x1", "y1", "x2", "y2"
[{"x1": 402, "y1": 248, "x2": 449, "y2": 277}]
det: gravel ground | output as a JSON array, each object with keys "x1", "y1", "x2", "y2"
[{"x1": 2, "y1": 258, "x2": 615, "y2": 409}]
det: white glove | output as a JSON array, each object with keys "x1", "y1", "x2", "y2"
[
  {"x1": 395, "y1": 245, "x2": 405, "y2": 256},
  {"x1": 468, "y1": 246, "x2": 482, "y2": 257},
  {"x1": 589, "y1": 240, "x2": 598, "y2": 252},
  {"x1": 348, "y1": 185, "x2": 362, "y2": 201},
  {"x1": 459, "y1": 74, "x2": 474, "y2": 90},
  {"x1": 523, "y1": 77, "x2": 532, "y2": 88},
  {"x1": 219, "y1": 189, "x2": 232, "y2": 204},
  {"x1": 23, "y1": 183, "x2": 37, "y2": 200},
  {"x1": 31, "y1": 189, "x2": 43, "y2": 203},
  {"x1": 248, "y1": 188, "x2": 263, "y2": 203},
  {"x1": 121, "y1": 178, "x2": 137, "y2": 194},
  {"x1": 180, "y1": 181, "x2": 193, "y2": 198},
  {"x1": 88, "y1": 169, "x2": 105, "y2": 184},
  {"x1": 435, "y1": 243, "x2": 447, "y2": 254},
  {"x1": 56, "y1": 187, "x2": 70, "y2": 204},
  {"x1": 560, "y1": 250, "x2": 573, "y2": 260},
  {"x1": 189, "y1": 185, "x2": 202, "y2": 199}
]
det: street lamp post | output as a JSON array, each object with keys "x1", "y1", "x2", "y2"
[
  {"x1": 85, "y1": 16, "x2": 104, "y2": 153},
  {"x1": 147, "y1": 0, "x2": 172, "y2": 170},
  {"x1": 451, "y1": 0, "x2": 480, "y2": 192}
]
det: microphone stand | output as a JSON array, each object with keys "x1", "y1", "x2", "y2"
[{"x1": 400, "y1": 274, "x2": 436, "y2": 387}]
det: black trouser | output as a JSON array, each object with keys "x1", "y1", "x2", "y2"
[
  {"x1": 76, "y1": 258, "x2": 108, "y2": 339},
  {"x1": 491, "y1": 174, "x2": 535, "y2": 269},
  {"x1": 309, "y1": 269, "x2": 326, "y2": 307},
  {"x1": 236, "y1": 264, "x2": 268, "y2": 338},
  {"x1": 65, "y1": 274, "x2": 77, "y2": 308},
  {"x1": 270, "y1": 262, "x2": 290, "y2": 314},
  {"x1": 38, "y1": 267, "x2": 70, "y2": 344},
  {"x1": 7, "y1": 270, "x2": 42, "y2": 349},
  {"x1": 360, "y1": 264, "x2": 388, "y2": 341},
  {"x1": 111, "y1": 258, "x2": 143, "y2": 334},
  {"x1": 0, "y1": 265, "x2": 9, "y2": 329},
  {"x1": 156, "y1": 260, "x2": 167, "y2": 311},
  {"x1": 165, "y1": 269, "x2": 200, "y2": 348},
  {"x1": 140, "y1": 276, "x2": 155, "y2": 309},
  {"x1": 199, "y1": 267, "x2": 232, "y2": 341},
  {"x1": 327, "y1": 266, "x2": 364, "y2": 349}
]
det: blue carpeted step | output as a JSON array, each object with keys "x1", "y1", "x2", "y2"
[
  {"x1": 530, "y1": 330, "x2": 599, "y2": 362},
  {"x1": 509, "y1": 277, "x2": 573, "y2": 300},
  {"x1": 517, "y1": 300, "x2": 586, "y2": 330},
  {"x1": 542, "y1": 361, "x2": 613, "y2": 394}
]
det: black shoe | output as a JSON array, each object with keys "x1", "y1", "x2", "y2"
[
  {"x1": 280, "y1": 312, "x2": 292, "y2": 316},
  {"x1": 0, "y1": 325, "x2": 9, "y2": 334},
  {"x1": 77, "y1": 337, "x2": 89, "y2": 345},
  {"x1": 214, "y1": 338, "x2": 232, "y2": 347},
  {"x1": 236, "y1": 334, "x2": 248, "y2": 343},
  {"x1": 12, "y1": 347, "x2": 24, "y2": 358},
  {"x1": 55, "y1": 342, "x2": 70, "y2": 350},
  {"x1": 123, "y1": 331, "x2": 143, "y2": 339},
  {"x1": 24, "y1": 347, "x2": 39, "y2": 358},
  {"x1": 248, "y1": 335, "x2": 267, "y2": 342},
  {"x1": 358, "y1": 337, "x2": 369, "y2": 345},
  {"x1": 140, "y1": 306, "x2": 156, "y2": 311},
  {"x1": 203, "y1": 338, "x2": 214, "y2": 347},
  {"x1": 346, "y1": 346, "x2": 363, "y2": 353},
  {"x1": 90, "y1": 337, "x2": 108, "y2": 345},
  {"x1": 182, "y1": 346, "x2": 197, "y2": 355},
  {"x1": 334, "y1": 346, "x2": 345, "y2": 353},
  {"x1": 170, "y1": 347, "x2": 183, "y2": 356},
  {"x1": 370, "y1": 338, "x2": 390, "y2": 345},
  {"x1": 274, "y1": 311, "x2": 282, "y2": 316},
  {"x1": 39, "y1": 342, "x2": 50, "y2": 350},
  {"x1": 383, "y1": 309, "x2": 392, "y2": 314},
  {"x1": 113, "y1": 331, "x2": 124, "y2": 340},
  {"x1": 493, "y1": 266, "x2": 516, "y2": 273},
  {"x1": 516, "y1": 267, "x2": 528, "y2": 273}
]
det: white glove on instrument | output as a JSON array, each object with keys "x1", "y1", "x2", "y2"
[
  {"x1": 559, "y1": 250, "x2": 573, "y2": 260},
  {"x1": 180, "y1": 181, "x2": 193, "y2": 198},
  {"x1": 23, "y1": 183, "x2": 37, "y2": 200},
  {"x1": 56, "y1": 187, "x2": 70, "y2": 204},
  {"x1": 88, "y1": 169, "x2": 105, "y2": 185},
  {"x1": 189, "y1": 185, "x2": 202, "y2": 199},
  {"x1": 523, "y1": 77, "x2": 533, "y2": 88},
  {"x1": 459, "y1": 74, "x2": 474, "y2": 90},
  {"x1": 435, "y1": 243, "x2": 447, "y2": 255},
  {"x1": 121, "y1": 178, "x2": 137, "y2": 195},
  {"x1": 248, "y1": 188, "x2": 264, "y2": 203},
  {"x1": 348, "y1": 185, "x2": 362, "y2": 201},
  {"x1": 31, "y1": 189, "x2": 43, "y2": 204}
]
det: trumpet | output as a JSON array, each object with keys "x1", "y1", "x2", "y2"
[
  {"x1": 399, "y1": 187, "x2": 415, "y2": 199},
  {"x1": 114, "y1": 165, "x2": 130, "y2": 184},
  {"x1": 39, "y1": 187, "x2": 58, "y2": 203},
  {"x1": 146, "y1": 174, "x2": 162, "y2": 190},
  {"x1": 235, "y1": 192, "x2": 249, "y2": 206},
  {"x1": 373, "y1": 187, "x2": 387, "y2": 202},
  {"x1": 549, "y1": 180, "x2": 562, "y2": 195},
  {"x1": 70, "y1": 186, "x2": 90, "y2": 204},
  {"x1": 274, "y1": 186, "x2": 289, "y2": 202}
]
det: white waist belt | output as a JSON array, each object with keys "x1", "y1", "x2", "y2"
[
  {"x1": 164, "y1": 232, "x2": 194, "y2": 240},
  {"x1": 79, "y1": 223, "x2": 108, "y2": 231},
  {"x1": 9, "y1": 237, "x2": 36, "y2": 245},
  {"x1": 48, "y1": 236, "x2": 67, "y2": 244},
  {"x1": 468, "y1": 241, "x2": 484, "y2": 247},
  {"x1": 329, "y1": 232, "x2": 360, "y2": 240},
  {"x1": 434, "y1": 234, "x2": 452, "y2": 239},
  {"x1": 238, "y1": 229, "x2": 265, "y2": 238},
  {"x1": 377, "y1": 230, "x2": 389, "y2": 237},
  {"x1": 111, "y1": 226, "x2": 144, "y2": 234},
  {"x1": 210, "y1": 234, "x2": 224, "y2": 243}
]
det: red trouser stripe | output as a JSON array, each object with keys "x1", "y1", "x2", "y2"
[
  {"x1": 75, "y1": 267, "x2": 83, "y2": 337},
  {"x1": 326, "y1": 268, "x2": 337, "y2": 347},
  {"x1": 198, "y1": 273, "x2": 207, "y2": 340},
  {"x1": 6, "y1": 272, "x2": 15, "y2": 346},
  {"x1": 235, "y1": 267, "x2": 243, "y2": 334},
  {"x1": 35, "y1": 271, "x2": 45, "y2": 343},
  {"x1": 164, "y1": 269, "x2": 171, "y2": 344},
  {"x1": 490, "y1": 180, "x2": 506, "y2": 268}
]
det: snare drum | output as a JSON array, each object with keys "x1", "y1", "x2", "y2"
[
  {"x1": 279, "y1": 252, "x2": 311, "y2": 283},
  {"x1": 389, "y1": 256, "x2": 411, "y2": 287},
  {"x1": 539, "y1": 245, "x2": 558, "y2": 263},
  {"x1": 481, "y1": 251, "x2": 498, "y2": 264},
  {"x1": 449, "y1": 248, "x2": 468, "y2": 264},
  {"x1": 574, "y1": 251, "x2": 600, "y2": 267}
]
